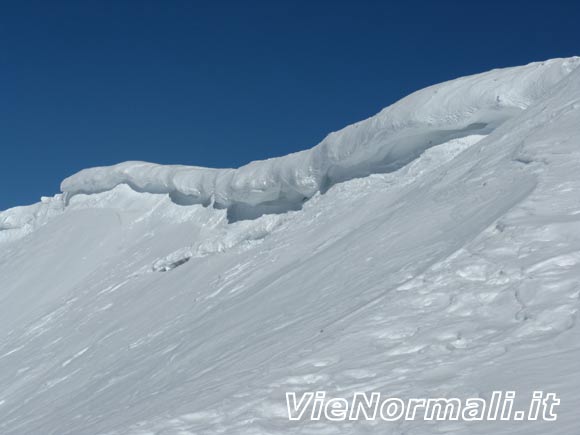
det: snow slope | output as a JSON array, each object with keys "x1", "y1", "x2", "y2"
[
  {"x1": 1, "y1": 58, "x2": 580, "y2": 434},
  {"x1": 59, "y1": 58, "x2": 579, "y2": 221}
]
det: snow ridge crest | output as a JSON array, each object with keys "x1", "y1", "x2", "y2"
[{"x1": 59, "y1": 58, "x2": 580, "y2": 221}]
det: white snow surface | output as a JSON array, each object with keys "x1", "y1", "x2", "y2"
[
  {"x1": 59, "y1": 58, "x2": 580, "y2": 221},
  {"x1": 1, "y1": 57, "x2": 580, "y2": 434}
]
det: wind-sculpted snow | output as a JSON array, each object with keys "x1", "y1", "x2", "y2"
[
  {"x1": 0, "y1": 196, "x2": 65, "y2": 244},
  {"x1": 2, "y1": 58, "x2": 580, "y2": 434},
  {"x1": 59, "y1": 58, "x2": 580, "y2": 221}
]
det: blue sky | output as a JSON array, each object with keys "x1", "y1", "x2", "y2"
[{"x1": 1, "y1": 0, "x2": 578, "y2": 210}]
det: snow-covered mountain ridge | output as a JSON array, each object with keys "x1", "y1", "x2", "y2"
[
  {"x1": 60, "y1": 58, "x2": 579, "y2": 221},
  {"x1": 1, "y1": 58, "x2": 580, "y2": 434},
  {"x1": 1, "y1": 58, "x2": 579, "y2": 230}
]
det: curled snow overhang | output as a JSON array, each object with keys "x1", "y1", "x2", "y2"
[{"x1": 54, "y1": 57, "x2": 579, "y2": 221}]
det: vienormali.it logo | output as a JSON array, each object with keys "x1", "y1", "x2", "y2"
[{"x1": 286, "y1": 391, "x2": 560, "y2": 422}]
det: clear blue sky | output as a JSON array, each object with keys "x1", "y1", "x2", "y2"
[{"x1": 1, "y1": 0, "x2": 578, "y2": 210}]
